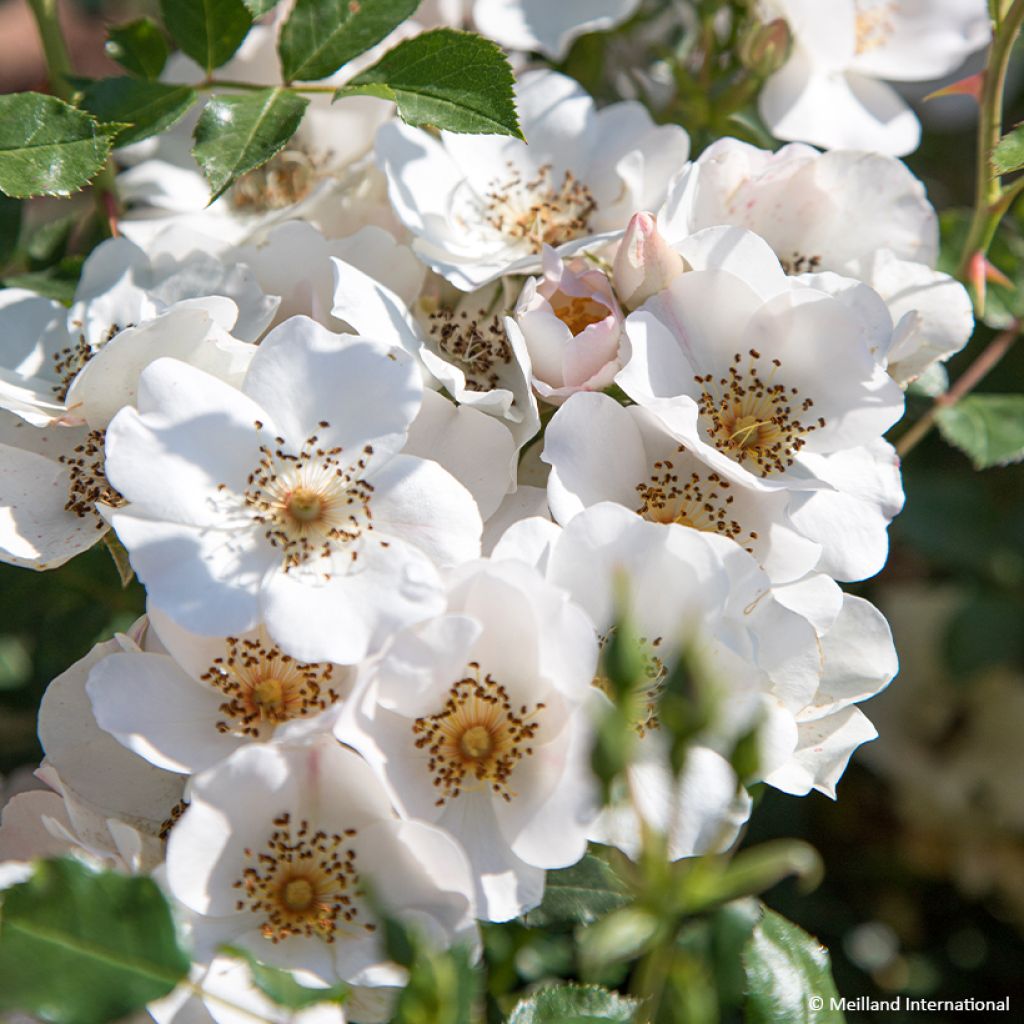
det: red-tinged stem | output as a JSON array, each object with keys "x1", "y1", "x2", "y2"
[{"x1": 896, "y1": 321, "x2": 1020, "y2": 457}]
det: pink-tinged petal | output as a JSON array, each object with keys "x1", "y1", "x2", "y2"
[{"x1": 765, "y1": 706, "x2": 877, "y2": 798}]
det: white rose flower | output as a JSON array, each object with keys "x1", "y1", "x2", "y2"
[
  {"x1": 165, "y1": 736, "x2": 478, "y2": 986},
  {"x1": 497, "y1": 502, "x2": 897, "y2": 843},
  {"x1": 33, "y1": 634, "x2": 187, "y2": 868},
  {"x1": 757, "y1": 0, "x2": 990, "y2": 155},
  {"x1": 335, "y1": 559, "x2": 601, "y2": 921},
  {"x1": 660, "y1": 139, "x2": 974, "y2": 385},
  {"x1": 87, "y1": 604, "x2": 357, "y2": 775},
  {"x1": 104, "y1": 317, "x2": 482, "y2": 663},
  {"x1": 616, "y1": 226, "x2": 906, "y2": 581},
  {"x1": 376, "y1": 69, "x2": 689, "y2": 290},
  {"x1": 233, "y1": 223, "x2": 425, "y2": 334},
  {"x1": 541, "y1": 392, "x2": 822, "y2": 584},
  {"x1": 331, "y1": 258, "x2": 540, "y2": 448}
]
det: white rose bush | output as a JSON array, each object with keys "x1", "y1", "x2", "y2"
[{"x1": 0, "y1": 1, "x2": 1021, "y2": 1022}]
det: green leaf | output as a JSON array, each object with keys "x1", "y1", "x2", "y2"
[
  {"x1": 742, "y1": 908, "x2": 845, "y2": 1024},
  {"x1": 279, "y1": 0, "x2": 419, "y2": 82},
  {"x1": 508, "y1": 984, "x2": 640, "y2": 1024},
  {"x1": 192, "y1": 88, "x2": 309, "y2": 201},
  {"x1": 677, "y1": 841, "x2": 823, "y2": 917},
  {"x1": 25, "y1": 214, "x2": 76, "y2": 269},
  {"x1": 79, "y1": 78, "x2": 197, "y2": 148},
  {"x1": 1, "y1": 266, "x2": 81, "y2": 305},
  {"x1": 525, "y1": 853, "x2": 630, "y2": 928},
  {"x1": 105, "y1": 18, "x2": 170, "y2": 79},
  {"x1": 578, "y1": 907, "x2": 660, "y2": 973},
  {"x1": 375, "y1": 905, "x2": 477, "y2": 1024},
  {"x1": 710, "y1": 899, "x2": 761, "y2": 1012},
  {"x1": 337, "y1": 29, "x2": 523, "y2": 138},
  {"x1": 159, "y1": 0, "x2": 253, "y2": 72},
  {"x1": 244, "y1": 0, "x2": 281, "y2": 15},
  {"x1": 221, "y1": 946, "x2": 348, "y2": 1008},
  {"x1": 0, "y1": 94, "x2": 120, "y2": 199},
  {"x1": 0, "y1": 196, "x2": 23, "y2": 267},
  {"x1": 0, "y1": 857, "x2": 191, "y2": 1024},
  {"x1": 935, "y1": 394, "x2": 1024, "y2": 468},
  {"x1": 993, "y1": 124, "x2": 1024, "y2": 175}
]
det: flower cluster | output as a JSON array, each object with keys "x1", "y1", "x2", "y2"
[{"x1": 0, "y1": 3, "x2": 982, "y2": 1020}]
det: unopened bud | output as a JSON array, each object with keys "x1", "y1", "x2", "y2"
[
  {"x1": 613, "y1": 212, "x2": 685, "y2": 311},
  {"x1": 738, "y1": 17, "x2": 791, "y2": 78}
]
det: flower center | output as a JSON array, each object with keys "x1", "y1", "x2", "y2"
[
  {"x1": 252, "y1": 676, "x2": 285, "y2": 712},
  {"x1": 427, "y1": 308, "x2": 513, "y2": 392},
  {"x1": 230, "y1": 147, "x2": 326, "y2": 212},
  {"x1": 459, "y1": 724, "x2": 495, "y2": 760},
  {"x1": 412, "y1": 663, "x2": 545, "y2": 806},
  {"x1": 778, "y1": 252, "x2": 822, "y2": 275},
  {"x1": 285, "y1": 487, "x2": 323, "y2": 524},
  {"x1": 60, "y1": 428, "x2": 127, "y2": 524},
  {"x1": 202, "y1": 633, "x2": 340, "y2": 738},
  {"x1": 854, "y1": 0, "x2": 897, "y2": 55},
  {"x1": 51, "y1": 323, "x2": 124, "y2": 401},
  {"x1": 282, "y1": 877, "x2": 315, "y2": 912},
  {"x1": 159, "y1": 798, "x2": 190, "y2": 841},
  {"x1": 635, "y1": 450, "x2": 759, "y2": 553},
  {"x1": 552, "y1": 293, "x2": 607, "y2": 335},
  {"x1": 240, "y1": 421, "x2": 375, "y2": 571},
  {"x1": 233, "y1": 812, "x2": 372, "y2": 944},
  {"x1": 695, "y1": 349, "x2": 823, "y2": 476},
  {"x1": 485, "y1": 162, "x2": 597, "y2": 253}
]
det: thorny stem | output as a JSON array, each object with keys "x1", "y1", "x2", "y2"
[
  {"x1": 958, "y1": 0, "x2": 1024, "y2": 280},
  {"x1": 25, "y1": 0, "x2": 73, "y2": 100},
  {"x1": 896, "y1": 320, "x2": 1021, "y2": 457},
  {"x1": 898, "y1": 4, "x2": 1024, "y2": 460},
  {"x1": 26, "y1": 0, "x2": 120, "y2": 237}
]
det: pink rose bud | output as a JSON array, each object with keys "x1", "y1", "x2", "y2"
[
  {"x1": 513, "y1": 247, "x2": 624, "y2": 405},
  {"x1": 738, "y1": 17, "x2": 791, "y2": 78},
  {"x1": 613, "y1": 212, "x2": 685, "y2": 311}
]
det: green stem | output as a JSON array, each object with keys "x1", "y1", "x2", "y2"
[
  {"x1": 958, "y1": 0, "x2": 1024, "y2": 279},
  {"x1": 26, "y1": 0, "x2": 120, "y2": 236},
  {"x1": 204, "y1": 78, "x2": 338, "y2": 94},
  {"x1": 25, "y1": 0, "x2": 73, "y2": 100},
  {"x1": 895, "y1": 320, "x2": 1020, "y2": 457}
]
